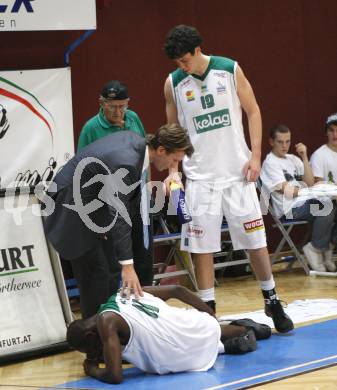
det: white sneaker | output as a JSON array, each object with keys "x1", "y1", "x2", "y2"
[
  {"x1": 303, "y1": 242, "x2": 326, "y2": 272},
  {"x1": 324, "y1": 245, "x2": 336, "y2": 272}
]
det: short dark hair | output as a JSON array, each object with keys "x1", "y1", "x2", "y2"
[
  {"x1": 66, "y1": 320, "x2": 87, "y2": 351},
  {"x1": 164, "y1": 25, "x2": 202, "y2": 59},
  {"x1": 269, "y1": 124, "x2": 290, "y2": 140},
  {"x1": 146, "y1": 123, "x2": 194, "y2": 157}
]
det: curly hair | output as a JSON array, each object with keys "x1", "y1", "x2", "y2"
[
  {"x1": 164, "y1": 25, "x2": 202, "y2": 59},
  {"x1": 146, "y1": 123, "x2": 194, "y2": 157}
]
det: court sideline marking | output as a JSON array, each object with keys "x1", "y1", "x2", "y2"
[{"x1": 206, "y1": 354, "x2": 337, "y2": 389}]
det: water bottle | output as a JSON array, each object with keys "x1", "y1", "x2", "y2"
[{"x1": 170, "y1": 182, "x2": 192, "y2": 224}]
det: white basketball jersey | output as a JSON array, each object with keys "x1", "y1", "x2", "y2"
[
  {"x1": 98, "y1": 291, "x2": 223, "y2": 374},
  {"x1": 169, "y1": 56, "x2": 251, "y2": 184}
]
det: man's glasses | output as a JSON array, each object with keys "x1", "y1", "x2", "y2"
[{"x1": 103, "y1": 100, "x2": 129, "y2": 113}]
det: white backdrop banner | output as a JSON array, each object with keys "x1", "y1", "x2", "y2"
[
  {"x1": 0, "y1": 195, "x2": 67, "y2": 356},
  {"x1": 0, "y1": 0, "x2": 96, "y2": 31},
  {"x1": 0, "y1": 67, "x2": 74, "y2": 189}
]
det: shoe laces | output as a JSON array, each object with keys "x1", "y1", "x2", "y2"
[{"x1": 265, "y1": 298, "x2": 288, "y2": 307}]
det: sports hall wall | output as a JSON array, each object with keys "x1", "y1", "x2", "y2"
[{"x1": 2, "y1": 0, "x2": 337, "y2": 246}]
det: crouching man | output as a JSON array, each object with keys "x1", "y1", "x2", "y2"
[{"x1": 67, "y1": 285, "x2": 271, "y2": 384}]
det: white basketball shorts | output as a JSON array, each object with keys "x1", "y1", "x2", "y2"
[{"x1": 180, "y1": 180, "x2": 267, "y2": 253}]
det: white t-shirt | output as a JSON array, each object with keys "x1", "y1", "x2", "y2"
[
  {"x1": 260, "y1": 152, "x2": 305, "y2": 218},
  {"x1": 310, "y1": 144, "x2": 337, "y2": 183},
  {"x1": 99, "y1": 292, "x2": 223, "y2": 374}
]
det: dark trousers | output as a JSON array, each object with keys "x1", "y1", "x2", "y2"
[
  {"x1": 291, "y1": 198, "x2": 336, "y2": 250},
  {"x1": 70, "y1": 214, "x2": 154, "y2": 319}
]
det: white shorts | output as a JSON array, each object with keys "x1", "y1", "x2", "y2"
[{"x1": 181, "y1": 180, "x2": 267, "y2": 253}]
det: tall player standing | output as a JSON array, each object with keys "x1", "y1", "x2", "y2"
[{"x1": 163, "y1": 25, "x2": 293, "y2": 333}]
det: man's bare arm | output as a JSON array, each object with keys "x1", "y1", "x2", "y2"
[
  {"x1": 84, "y1": 314, "x2": 123, "y2": 384},
  {"x1": 143, "y1": 285, "x2": 215, "y2": 317},
  {"x1": 164, "y1": 77, "x2": 179, "y2": 124},
  {"x1": 295, "y1": 143, "x2": 315, "y2": 186},
  {"x1": 236, "y1": 65, "x2": 262, "y2": 182},
  {"x1": 274, "y1": 143, "x2": 314, "y2": 198},
  {"x1": 163, "y1": 77, "x2": 183, "y2": 190},
  {"x1": 314, "y1": 176, "x2": 324, "y2": 183},
  {"x1": 278, "y1": 181, "x2": 300, "y2": 198}
]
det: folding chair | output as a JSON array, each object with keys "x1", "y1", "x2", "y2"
[
  {"x1": 153, "y1": 216, "x2": 251, "y2": 288},
  {"x1": 152, "y1": 214, "x2": 198, "y2": 290},
  {"x1": 268, "y1": 207, "x2": 310, "y2": 274},
  {"x1": 258, "y1": 179, "x2": 310, "y2": 275},
  {"x1": 213, "y1": 221, "x2": 250, "y2": 284}
]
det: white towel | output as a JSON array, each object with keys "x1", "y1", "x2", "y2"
[{"x1": 219, "y1": 299, "x2": 337, "y2": 328}]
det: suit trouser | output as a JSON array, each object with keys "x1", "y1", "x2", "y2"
[{"x1": 70, "y1": 214, "x2": 154, "y2": 319}]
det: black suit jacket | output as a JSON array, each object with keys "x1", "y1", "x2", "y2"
[{"x1": 44, "y1": 131, "x2": 146, "y2": 261}]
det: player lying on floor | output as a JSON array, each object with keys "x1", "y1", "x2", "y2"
[{"x1": 67, "y1": 285, "x2": 271, "y2": 384}]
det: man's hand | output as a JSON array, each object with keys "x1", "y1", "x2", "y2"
[
  {"x1": 243, "y1": 155, "x2": 261, "y2": 182},
  {"x1": 163, "y1": 171, "x2": 183, "y2": 196},
  {"x1": 84, "y1": 359, "x2": 99, "y2": 377},
  {"x1": 83, "y1": 356, "x2": 122, "y2": 384},
  {"x1": 121, "y1": 264, "x2": 143, "y2": 299},
  {"x1": 295, "y1": 143, "x2": 308, "y2": 160}
]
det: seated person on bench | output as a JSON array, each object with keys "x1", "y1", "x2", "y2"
[
  {"x1": 261, "y1": 124, "x2": 336, "y2": 272},
  {"x1": 310, "y1": 112, "x2": 337, "y2": 257},
  {"x1": 67, "y1": 285, "x2": 271, "y2": 384}
]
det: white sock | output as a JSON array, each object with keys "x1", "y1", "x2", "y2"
[
  {"x1": 259, "y1": 276, "x2": 275, "y2": 291},
  {"x1": 198, "y1": 288, "x2": 215, "y2": 302}
]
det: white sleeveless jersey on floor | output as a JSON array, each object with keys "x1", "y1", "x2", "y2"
[
  {"x1": 98, "y1": 291, "x2": 223, "y2": 374},
  {"x1": 169, "y1": 56, "x2": 251, "y2": 184}
]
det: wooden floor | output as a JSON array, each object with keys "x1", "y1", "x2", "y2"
[{"x1": 1, "y1": 263, "x2": 337, "y2": 389}]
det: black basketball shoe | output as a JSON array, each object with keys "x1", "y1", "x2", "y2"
[
  {"x1": 265, "y1": 300, "x2": 294, "y2": 333},
  {"x1": 229, "y1": 318, "x2": 272, "y2": 340},
  {"x1": 223, "y1": 329, "x2": 257, "y2": 354}
]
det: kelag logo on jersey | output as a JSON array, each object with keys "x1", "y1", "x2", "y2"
[{"x1": 193, "y1": 109, "x2": 231, "y2": 133}]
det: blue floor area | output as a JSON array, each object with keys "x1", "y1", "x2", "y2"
[{"x1": 56, "y1": 319, "x2": 337, "y2": 390}]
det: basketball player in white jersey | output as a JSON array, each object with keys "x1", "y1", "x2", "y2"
[
  {"x1": 67, "y1": 285, "x2": 271, "y2": 384},
  {"x1": 163, "y1": 25, "x2": 293, "y2": 333}
]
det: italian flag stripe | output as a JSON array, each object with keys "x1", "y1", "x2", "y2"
[{"x1": 0, "y1": 88, "x2": 53, "y2": 141}]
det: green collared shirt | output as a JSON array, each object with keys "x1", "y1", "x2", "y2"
[{"x1": 77, "y1": 108, "x2": 146, "y2": 150}]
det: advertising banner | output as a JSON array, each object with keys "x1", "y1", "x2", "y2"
[
  {"x1": 0, "y1": 0, "x2": 96, "y2": 31},
  {"x1": 0, "y1": 67, "x2": 74, "y2": 189},
  {"x1": 0, "y1": 194, "x2": 68, "y2": 357}
]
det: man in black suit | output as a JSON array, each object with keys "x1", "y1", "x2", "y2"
[{"x1": 44, "y1": 124, "x2": 193, "y2": 318}]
